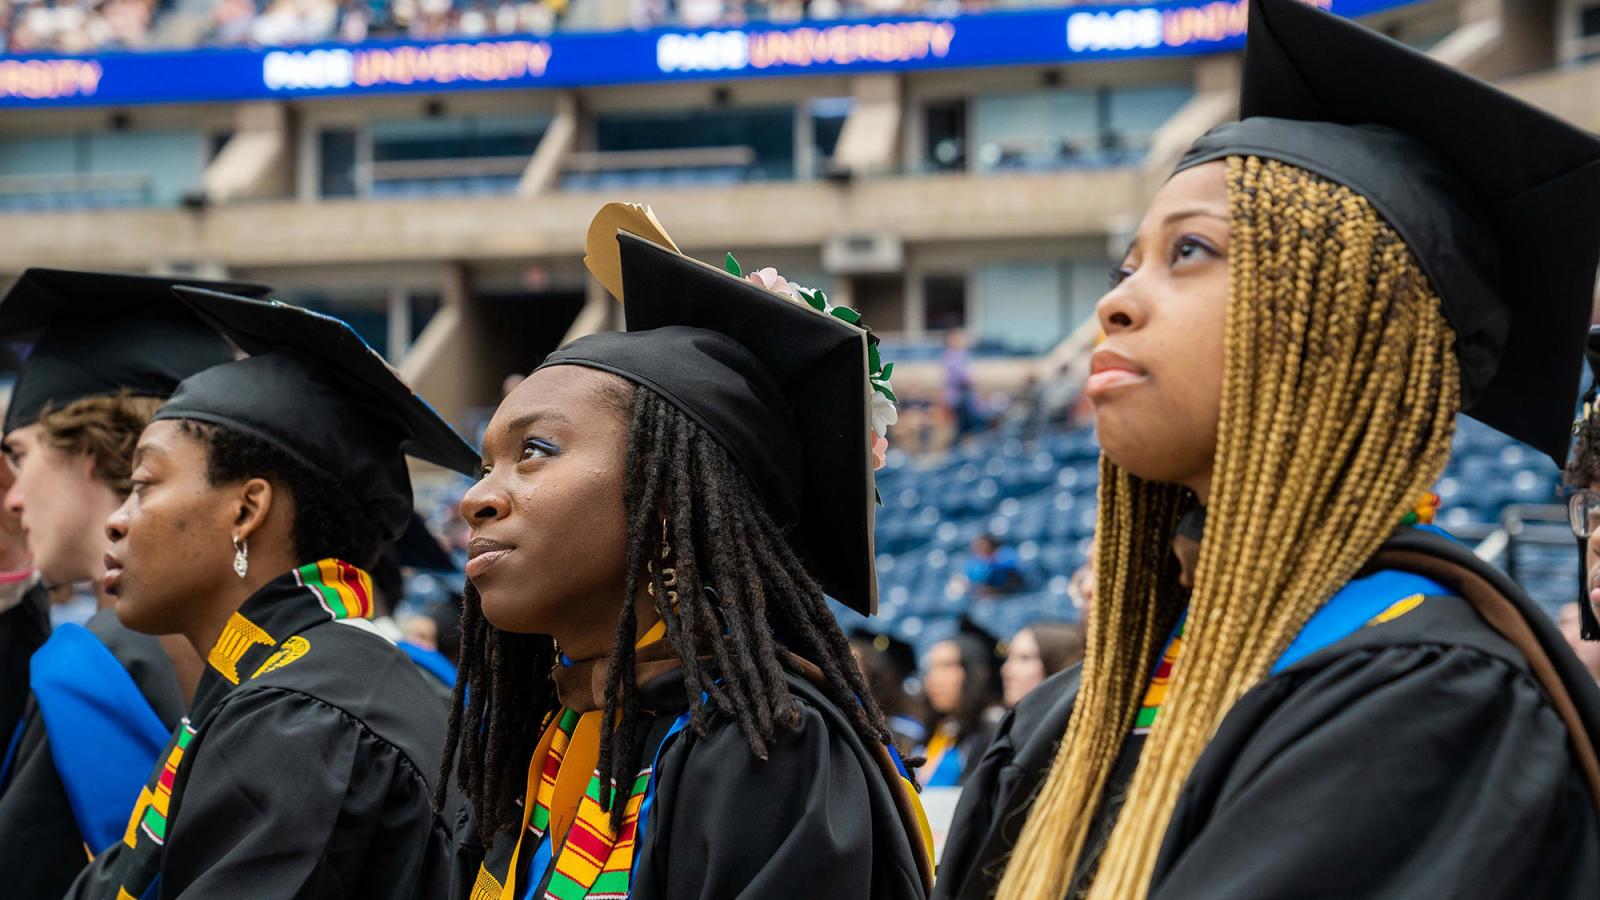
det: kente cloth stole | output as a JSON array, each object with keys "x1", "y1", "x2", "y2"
[
  {"x1": 471, "y1": 708, "x2": 656, "y2": 900},
  {"x1": 475, "y1": 620, "x2": 670, "y2": 900},
  {"x1": 1136, "y1": 556, "x2": 1448, "y2": 736},
  {"x1": 106, "y1": 558, "x2": 374, "y2": 900}
]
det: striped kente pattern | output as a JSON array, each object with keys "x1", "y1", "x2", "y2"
[{"x1": 296, "y1": 559, "x2": 374, "y2": 620}]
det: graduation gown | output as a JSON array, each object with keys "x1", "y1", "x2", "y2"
[
  {"x1": 934, "y1": 527, "x2": 1600, "y2": 899},
  {"x1": 67, "y1": 560, "x2": 453, "y2": 900},
  {"x1": 452, "y1": 665, "x2": 932, "y2": 900},
  {"x1": 0, "y1": 581, "x2": 50, "y2": 748},
  {"x1": 0, "y1": 602, "x2": 185, "y2": 899}
]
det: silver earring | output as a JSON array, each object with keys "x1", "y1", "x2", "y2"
[{"x1": 232, "y1": 536, "x2": 249, "y2": 579}]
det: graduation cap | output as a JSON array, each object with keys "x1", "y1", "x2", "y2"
[
  {"x1": 956, "y1": 615, "x2": 1005, "y2": 662},
  {"x1": 849, "y1": 627, "x2": 917, "y2": 683},
  {"x1": 392, "y1": 511, "x2": 458, "y2": 573},
  {"x1": 0, "y1": 268, "x2": 271, "y2": 435},
  {"x1": 539, "y1": 215, "x2": 879, "y2": 614},
  {"x1": 153, "y1": 290, "x2": 481, "y2": 542},
  {"x1": 1175, "y1": 0, "x2": 1600, "y2": 467}
]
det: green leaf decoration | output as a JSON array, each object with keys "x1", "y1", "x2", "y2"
[
  {"x1": 875, "y1": 487, "x2": 883, "y2": 506},
  {"x1": 802, "y1": 290, "x2": 826, "y2": 312},
  {"x1": 831, "y1": 306, "x2": 862, "y2": 325},
  {"x1": 880, "y1": 362, "x2": 894, "y2": 380},
  {"x1": 872, "y1": 382, "x2": 897, "y2": 403},
  {"x1": 725, "y1": 253, "x2": 742, "y2": 277},
  {"x1": 868, "y1": 344, "x2": 882, "y2": 372}
]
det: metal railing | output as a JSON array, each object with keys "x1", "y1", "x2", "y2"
[
  {"x1": 1483, "y1": 504, "x2": 1578, "y2": 613},
  {"x1": 0, "y1": 171, "x2": 154, "y2": 209}
]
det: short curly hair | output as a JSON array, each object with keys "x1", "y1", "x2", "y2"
[
  {"x1": 176, "y1": 420, "x2": 384, "y2": 569},
  {"x1": 1569, "y1": 402, "x2": 1600, "y2": 489},
  {"x1": 36, "y1": 391, "x2": 166, "y2": 496}
]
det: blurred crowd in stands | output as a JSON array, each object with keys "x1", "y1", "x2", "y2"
[
  {"x1": 2, "y1": 0, "x2": 1044, "y2": 54},
  {"x1": 2, "y1": 0, "x2": 160, "y2": 53}
]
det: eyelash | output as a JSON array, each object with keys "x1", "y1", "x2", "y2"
[
  {"x1": 520, "y1": 438, "x2": 558, "y2": 462},
  {"x1": 1108, "y1": 234, "x2": 1218, "y2": 288},
  {"x1": 474, "y1": 437, "x2": 562, "y2": 479}
]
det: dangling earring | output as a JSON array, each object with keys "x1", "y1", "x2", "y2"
[
  {"x1": 645, "y1": 519, "x2": 678, "y2": 609},
  {"x1": 232, "y1": 535, "x2": 249, "y2": 579}
]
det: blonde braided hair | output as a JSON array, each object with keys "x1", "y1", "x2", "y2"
[{"x1": 995, "y1": 156, "x2": 1462, "y2": 899}]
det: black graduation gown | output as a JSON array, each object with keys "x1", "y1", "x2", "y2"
[
  {"x1": 66, "y1": 563, "x2": 453, "y2": 900},
  {"x1": 934, "y1": 529, "x2": 1600, "y2": 899},
  {"x1": 451, "y1": 667, "x2": 930, "y2": 900},
  {"x1": 0, "y1": 604, "x2": 185, "y2": 899},
  {"x1": 0, "y1": 582, "x2": 50, "y2": 745}
]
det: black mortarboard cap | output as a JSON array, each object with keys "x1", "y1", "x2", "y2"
[
  {"x1": 1175, "y1": 0, "x2": 1600, "y2": 466},
  {"x1": 538, "y1": 232, "x2": 879, "y2": 614},
  {"x1": 956, "y1": 615, "x2": 1004, "y2": 660},
  {"x1": 153, "y1": 289, "x2": 480, "y2": 542},
  {"x1": 849, "y1": 627, "x2": 917, "y2": 682},
  {"x1": 393, "y1": 511, "x2": 458, "y2": 573},
  {"x1": 0, "y1": 268, "x2": 270, "y2": 435}
]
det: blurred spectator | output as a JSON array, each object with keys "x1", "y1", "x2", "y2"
[
  {"x1": 7, "y1": 0, "x2": 158, "y2": 53},
  {"x1": 848, "y1": 630, "x2": 928, "y2": 752},
  {"x1": 956, "y1": 532, "x2": 1023, "y2": 598},
  {"x1": 1068, "y1": 538, "x2": 1096, "y2": 621},
  {"x1": 942, "y1": 328, "x2": 983, "y2": 440},
  {"x1": 1000, "y1": 621, "x2": 1084, "y2": 707},
  {"x1": 212, "y1": 0, "x2": 256, "y2": 42},
  {"x1": 247, "y1": 0, "x2": 319, "y2": 44},
  {"x1": 400, "y1": 613, "x2": 439, "y2": 650},
  {"x1": 916, "y1": 624, "x2": 1002, "y2": 787},
  {"x1": 335, "y1": 0, "x2": 368, "y2": 40},
  {"x1": 430, "y1": 593, "x2": 462, "y2": 666},
  {"x1": 1560, "y1": 602, "x2": 1600, "y2": 685}
]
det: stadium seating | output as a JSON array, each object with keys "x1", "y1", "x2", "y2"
[
  {"x1": 836, "y1": 413, "x2": 1570, "y2": 657},
  {"x1": 414, "y1": 406, "x2": 1572, "y2": 660}
]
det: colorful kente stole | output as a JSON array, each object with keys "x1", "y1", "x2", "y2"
[
  {"x1": 1132, "y1": 497, "x2": 1446, "y2": 738},
  {"x1": 1136, "y1": 587, "x2": 1435, "y2": 738},
  {"x1": 471, "y1": 622, "x2": 668, "y2": 900},
  {"x1": 1133, "y1": 615, "x2": 1185, "y2": 736},
  {"x1": 105, "y1": 559, "x2": 374, "y2": 900}
]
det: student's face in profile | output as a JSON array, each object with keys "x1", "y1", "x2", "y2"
[
  {"x1": 105, "y1": 421, "x2": 241, "y2": 635},
  {"x1": 460, "y1": 366, "x2": 632, "y2": 652},
  {"x1": 923, "y1": 640, "x2": 967, "y2": 716},
  {"x1": 1091, "y1": 161, "x2": 1230, "y2": 501},
  {"x1": 1001, "y1": 627, "x2": 1045, "y2": 707},
  {"x1": 3, "y1": 423, "x2": 121, "y2": 587}
]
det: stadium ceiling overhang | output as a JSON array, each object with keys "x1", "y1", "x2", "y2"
[{"x1": 0, "y1": 0, "x2": 1421, "y2": 109}]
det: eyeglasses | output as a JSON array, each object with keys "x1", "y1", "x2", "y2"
[{"x1": 1569, "y1": 489, "x2": 1600, "y2": 539}]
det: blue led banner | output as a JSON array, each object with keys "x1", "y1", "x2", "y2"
[{"x1": 0, "y1": 0, "x2": 1420, "y2": 108}]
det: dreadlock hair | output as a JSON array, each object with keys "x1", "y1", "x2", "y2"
[
  {"x1": 176, "y1": 420, "x2": 385, "y2": 570},
  {"x1": 440, "y1": 381, "x2": 891, "y2": 837},
  {"x1": 1568, "y1": 403, "x2": 1600, "y2": 489},
  {"x1": 996, "y1": 156, "x2": 1461, "y2": 899}
]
